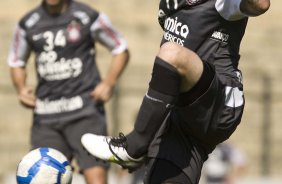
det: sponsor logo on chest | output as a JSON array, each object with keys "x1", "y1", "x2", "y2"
[
  {"x1": 163, "y1": 17, "x2": 189, "y2": 46},
  {"x1": 164, "y1": 17, "x2": 189, "y2": 38}
]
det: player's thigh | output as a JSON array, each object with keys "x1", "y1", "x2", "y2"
[
  {"x1": 175, "y1": 72, "x2": 244, "y2": 151},
  {"x1": 31, "y1": 122, "x2": 72, "y2": 160},
  {"x1": 63, "y1": 113, "x2": 109, "y2": 171},
  {"x1": 158, "y1": 42, "x2": 204, "y2": 92}
]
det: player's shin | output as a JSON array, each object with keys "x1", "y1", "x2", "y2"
[
  {"x1": 126, "y1": 56, "x2": 181, "y2": 158},
  {"x1": 81, "y1": 57, "x2": 181, "y2": 170}
]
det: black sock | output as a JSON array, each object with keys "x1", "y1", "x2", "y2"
[{"x1": 126, "y1": 57, "x2": 181, "y2": 158}]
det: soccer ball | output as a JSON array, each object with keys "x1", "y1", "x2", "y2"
[{"x1": 16, "y1": 147, "x2": 73, "y2": 184}]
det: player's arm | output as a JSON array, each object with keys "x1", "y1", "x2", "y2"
[
  {"x1": 216, "y1": 0, "x2": 270, "y2": 21},
  {"x1": 8, "y1": 25, "x2": 36, "y2": 108},
  {"x1": 240, "y1": 0, "x2": 270, "y2": 16},
  {"x1": 90, "y1": 13, "x2": 130, "y2": 102}
]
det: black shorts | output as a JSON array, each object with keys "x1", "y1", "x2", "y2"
[
  {"x1": 144, "y1": 158, "x2": 191, "y2": 184},
  {"x1": 147, "y1": 61, "x2": 244, "y2": 183},
  {"x1": 31, "y1": 111, "x2": 109, "y2": 171}
]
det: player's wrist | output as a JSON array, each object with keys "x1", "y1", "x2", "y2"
[
  {"x1": 104, "y1": 78, "x2": 116, "y2": 87},
  {"x1": 17, "y1": 86, "x2": 27, "y2": 95}
]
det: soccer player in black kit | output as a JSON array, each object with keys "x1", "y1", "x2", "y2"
[
  {"x1": 82, "y1": 0, "x2": 270, "y2": 183},
  {"x1": 8, "y1": 0, "x2": 129, "y2": 183}
]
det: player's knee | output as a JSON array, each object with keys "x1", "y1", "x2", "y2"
[
  {"x1": 157, "y1": 42, "x2": 182, "y2": 68},
  {"x1": 157, "y1": 42, "x2": 195, "y2": 73}
]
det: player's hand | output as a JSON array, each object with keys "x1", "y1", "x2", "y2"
[
  {"x1": 18, "y1": 86, "x2": 36, "y2": 108},
  {"x1": 91, "y1": 81, "x2": 114, "y2": 103}
]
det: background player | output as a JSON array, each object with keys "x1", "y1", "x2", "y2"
[
  {"x1": 82, "y1": 0, "x2": 270, "y2": 183},
  {"x1": 7, "y1": 0, "x2": 129, "y2": 183},
  {"x1": 201, "y1": 142, "x2": 247, "y2": 184}
]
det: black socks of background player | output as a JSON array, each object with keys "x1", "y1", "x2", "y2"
[{"x1": 126, "y1": 57, "x2": 181, "y2": 158}]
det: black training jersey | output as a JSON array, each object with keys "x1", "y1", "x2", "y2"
[
  {"x1": 159, "y1": 0, "x2": 248, "y2": 72},
  {"x1": 8, "y1": 1, "x2": 127, "y2": 123}
]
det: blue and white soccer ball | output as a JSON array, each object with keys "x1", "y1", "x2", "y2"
[{"x1": 16, "y1": 147, "x2": 73, "y2": 184}]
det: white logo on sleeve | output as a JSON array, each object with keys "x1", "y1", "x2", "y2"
[
  {"x1": 25, "y1": 13, "x2": 40, "y2": 28},
  {"x1": 73, "y1": 11, "x2": 90, "y2": 25}
]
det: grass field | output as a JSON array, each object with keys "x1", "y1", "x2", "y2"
[{"x1": 0, "y1": 0, "x2": 282, "y2": 183}]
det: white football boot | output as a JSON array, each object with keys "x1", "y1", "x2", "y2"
[{"x1": 81, "y1": 133, "x2": 144, "y2": 171}]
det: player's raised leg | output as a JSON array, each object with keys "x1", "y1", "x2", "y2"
[{"x1": 81, "y1": 42, "x2": 204, "y2": 169}]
